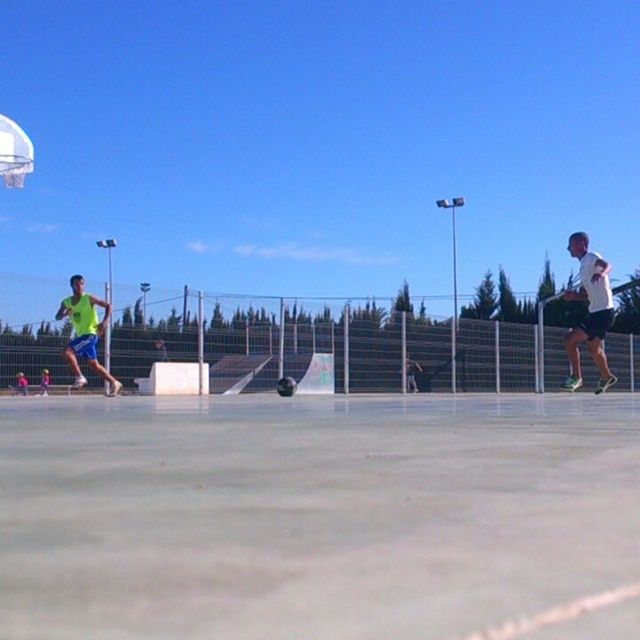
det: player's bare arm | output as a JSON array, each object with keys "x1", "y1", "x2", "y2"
[
  {"x1": 564, "y1": 288, "x2": 589, "y2": 302},
  {"x1": 55, "y1": 301, "x2": 71, "y2": 321},
  {"x1": 591, "y1": 258, "x2": 611, "y2": 283},
  {"x1": 89, "y1": 295, "x2": 112, "y2": 334}
]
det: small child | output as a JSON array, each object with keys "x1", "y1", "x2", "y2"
[
  {"x1": 16, "y1": 372, "x2": 29, "y2": 396},
  {"x1": 40, "y1": 369, "x2": 51, "y2": 396}
]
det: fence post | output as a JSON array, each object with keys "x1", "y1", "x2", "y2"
[
  {"x1": 344, "y1": 303, "x2": 350, "y2": 394},
  {"x1": 312, "y1": 322, "x2": 316, "y2": 354},
  {"x1": 401, "y1": 311, "x2": 407, "y2": 394},
  {"x1": 537, "y1": 301, "x2": 545, "y2": 393},
  {"x1": 331, "y1": 320, "x2": 335, "y2": 355},
  {"x1": 245, "y1": 322, "x2": 249, "y2": 355},
  {"x1": 534, "y1": 325, "x2": 539, "y2": 393},
  {"x1": 104, "y1": 282, "x2": 112, "y2": 395},
  {"x1": 198, "y1": 291, "x2": 204, "y2": 395},
  {"x1": 495, "y1": 320, "x2": 501, "y2": 393},
  {"x1": 182, "y1": 285, "x2": 189, "y2": 331},
  {"x1": 536, "y1": 292, "x2": 565, "y2": 393},
  {"x1": 451, "y1": 315, "x2": 457, "y2": 394},
  {"x1": 278, "y1": 298, "x2": 285, "y2": 379},
  {"x1": 630, "y1": 334, "x2": 635, "y2": 393}
]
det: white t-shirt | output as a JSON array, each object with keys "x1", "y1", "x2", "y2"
[{"x1": 579, "y1": 251, "x2": 613, "y2": 313}]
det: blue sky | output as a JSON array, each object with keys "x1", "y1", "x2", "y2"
[{"x1": 1, "y1": 0, "x2": 639, "y2": 322}]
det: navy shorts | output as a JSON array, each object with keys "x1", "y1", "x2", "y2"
[
  {"x1": 579, "y1": 308, "x2": 615, "y2": 341},
  {"x1": 69, "y1": 334, "x2": 99, "y2": 360}
]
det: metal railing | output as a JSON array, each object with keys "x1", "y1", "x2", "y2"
[{"x1": 1, "y1": 279, "x2": 637, "y2": 394}]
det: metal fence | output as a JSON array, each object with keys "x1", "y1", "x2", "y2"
[{"x1": 0, "y1": 276, "x2": 637, "y2": 394}]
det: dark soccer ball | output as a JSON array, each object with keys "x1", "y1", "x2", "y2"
[{"x1": 276, "y1": 376, "x2": 297, "y2": 397}]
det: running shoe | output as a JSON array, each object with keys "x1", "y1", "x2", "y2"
[
  {"x1": 72, "y1": 375, "x2": 88, "y2": 389},
  {"x1": 561, "y1": 375, "x2": 583, "y2": 392},
  {"x1": 595, "y1": 375, "x2": 618, "y2": 395},
  {"x1": 108, "y1": 381, "x2": 123, "y2": 397}
]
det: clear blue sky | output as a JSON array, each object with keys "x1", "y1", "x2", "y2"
[{"x1": 1, "y1": 0, "x2": 639, "y2": 320}]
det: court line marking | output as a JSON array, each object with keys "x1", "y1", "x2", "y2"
[{"x1": 453, "y1": 581, "x2": 640, "y2": 640}]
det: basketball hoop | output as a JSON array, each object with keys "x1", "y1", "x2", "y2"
[
  {"x1": 1, "y1": 156, "x2": 32, "y2": 189},
  {"x1": 0, "y1": 114, "x2": 35, "y2": 189}
]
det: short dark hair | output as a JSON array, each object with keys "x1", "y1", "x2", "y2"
[
  {"x1": 569, "y1": 232, "x2": 589, "y2": 245},
  {"x1": 70, "y1": 274, "x2": 84, "y2": 286}
]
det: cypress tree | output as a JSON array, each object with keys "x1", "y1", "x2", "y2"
[
  {"x1": 461, "y1": 270, "x2": 497, "y2": 320},
  {"x1": 497, "y1": 267, "x2": 521, "y2": 322},
  {"x1": 394, "y1": 280, "x2": 414, "y2": 314}
]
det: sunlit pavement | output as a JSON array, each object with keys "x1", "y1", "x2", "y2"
[{"x1": 2, "y1": 393, "x2": 640, "y2": 639}]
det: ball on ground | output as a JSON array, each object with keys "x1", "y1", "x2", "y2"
[{"x1": 276, "y1": 376, "x2": 297, "y2": 397}]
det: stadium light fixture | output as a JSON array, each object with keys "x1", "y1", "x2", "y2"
[{"x1": 96, "y1": 239, "x2": 117, "y2": 248}]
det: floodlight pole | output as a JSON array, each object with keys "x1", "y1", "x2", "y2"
[
  {"x1": 108, "y1": 249, "x2": 113, "y2": 306},
  {"x1": 452, "y1": 207, "x2": 459, "y2": 330},
  {"x1": 104, "y1": 282, "x2": 111, "y2": 382},
  {"x1": 97, "y1": 239, "x2": 117, "y2": 383},
  {"x1": 344, "y1": 302, "x2": 350, "y2": 394},
  {"x1": 198, "y1": 291, "x2": 204, "y2": 395},
  {"x1": 436, "y1": 198, "x2": 465, "y2": 393},
  {"x1": 140, "y1": 282, "x2": 151, "y2": 327},
  {"x1": 278, "y1": 298, "x2": 285, "y2": 379}
]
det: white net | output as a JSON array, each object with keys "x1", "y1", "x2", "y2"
[
  {"x1": 3, "y1": 169, "x2": 28, "y2": 189},
  {"x1": 0, "y1": 114, "x2": 35, "y2": 189}
]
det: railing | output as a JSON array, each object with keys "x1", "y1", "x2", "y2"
[{"x1": 1, "y1": 278, "x2": 637, "y2": 394}]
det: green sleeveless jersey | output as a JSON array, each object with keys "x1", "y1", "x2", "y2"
[{"x1": 64, "y1": 294, "x2": 99, "y2": 336}]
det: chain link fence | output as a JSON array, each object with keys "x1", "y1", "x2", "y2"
[{"x1": 0, "y1": 274, "x2": 637, "y2": 394}]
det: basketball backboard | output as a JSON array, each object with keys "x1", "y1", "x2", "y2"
[{"x1": 0, "y1": 113, "x2": 34, "y2": 188}]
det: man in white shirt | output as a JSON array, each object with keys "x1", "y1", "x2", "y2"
[{"x1": 562, "y1": 232, "x2": 617, "y2": 393}]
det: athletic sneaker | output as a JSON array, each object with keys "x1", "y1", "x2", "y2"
[
  {"x1": 561, "y1": 375, "x2": 583, "y2": 392},
  {"x1": 595, "y1": 375, "x2": 618, "y2": 395},
  {"x1": 72, "y1": 375, "x2": 88, "y2": 389},
  {"x1": 108, "y1": 381, "x2": 123, "y2": 398}
]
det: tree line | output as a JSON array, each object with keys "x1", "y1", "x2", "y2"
[
  {"x1": 454, "y1": 261, "x2": 640, "y2": 333},
  {"x1": 2, "y1": 260, "x2": 640, "y2": 339}
]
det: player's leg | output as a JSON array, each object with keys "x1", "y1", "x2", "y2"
[
  {"x1": 587, "y1": 338, "x2": 618, "y2": 394},
  {"x1": 586, "y1": 337, "x2": 613, "y2": 379},
  {"x1": 62, "y1": 347, "x2": 82, "y2": 375},
  {"x1": 587, "y1": 310, "x2": 617, "y2": 394},
  {"x1": 62, "y1": 345, "x2": 89, "y2": 388},
  {"x1": 562, "y1": 327, "x2": 587, "y2": 390},
  {"x1": 87, "y1": 359, "x2": 123, "y2": 396}
]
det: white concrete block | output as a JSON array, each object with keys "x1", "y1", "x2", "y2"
[{"x1": 134, "y1": 362, "x2": 209, "y2": 395}]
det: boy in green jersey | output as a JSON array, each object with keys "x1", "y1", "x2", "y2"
[{"x1": 55, "y1": 275, "x2": 123, "y2": 397}]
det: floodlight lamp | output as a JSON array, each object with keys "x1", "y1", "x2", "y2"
[
  {"x1": 140, "y1": 282, "x2": 151, "y2": 291},
  {"x1": 96, "y1": 239, "x2": 117, "y2": 248},
  {"x1": 436, "y1": 199, "x2": 450, "y2": 208},
  {"x1": 452, "y1": 197, "x2": 465, "y2": 207}
]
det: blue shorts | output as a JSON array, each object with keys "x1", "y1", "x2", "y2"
[{"x1": 69, "y1": 334, "x2": 99, "y2": 360}]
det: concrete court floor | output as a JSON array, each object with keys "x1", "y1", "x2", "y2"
[{"x1": 1, "y1": 393, "x2": 639, "y2": 640}]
